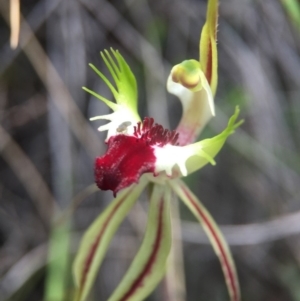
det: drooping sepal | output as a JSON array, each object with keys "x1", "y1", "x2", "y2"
[
  {"x1": 107, "y1": 184, "x2": 172, "y2": 301},
  {"x1": 73, "y1": 178, "x2": 147, "y2": 301},
  {"x1": 170, "y1": 179, "x2": 241, "y2": 301},
  {"x1": 86, "y1": 49, "x2": 141, "y2": 140}
]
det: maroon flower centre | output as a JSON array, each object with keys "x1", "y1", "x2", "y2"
[
  {"x1": 133, "y1": 117, "x2": 179, "y2": 146},
  {"x1": 95, "y1": 117, "x2": 179, "y2": 195}
]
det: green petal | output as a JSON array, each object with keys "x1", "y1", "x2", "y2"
[
  {"x1": 170, "y1": 179, "x2": 241, "y2": 301},
  {"x1": 185, "y1": 106, "x2": 243, "y2": 175},
  {"x1": 73, "y1": 178, "x2": 148, "y2": 301},
  {"x1": 108, "y1": 184, "x2": 172, "y2": 301}
]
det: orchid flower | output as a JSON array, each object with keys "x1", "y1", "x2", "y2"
[{"x1": 73, "y1": 1, "x2": 242, "y2": 301}]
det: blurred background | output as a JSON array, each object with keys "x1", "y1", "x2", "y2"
[{"x1": 1, "y1": 0, "x2": 300, "y2": 300}]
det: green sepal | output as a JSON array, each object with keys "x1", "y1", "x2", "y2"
[
  {"x1": 73, "y1": 178, "x2": 148, "y2": 301},
  {"x1": 170, "y1": 179, "x2": 241, "y2": 301},
  {"x1": 185, "y1": 106, "x2": 243, "y2": 175},
  {"x1": 107, "y1": 184, "x2": 172, "y2": 301}
]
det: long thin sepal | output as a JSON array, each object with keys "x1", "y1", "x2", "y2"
[
  {"x1": 107, "y1": 184, "x2": 172, "y2": 301},
  {"x1": 200, "y1": 0, "x2": 218, "y2": 95},
  {"x1": 169, "y1": 179, "x2": 240, "y2": 301},
  {"x1": 154, "y1": 107, "x2": 242, "y2": 178},
  {"x1": 73, "y1": 178, "x2": 148, "y2": 301},
  {"x1": 184, "y1": 106, "x2": 243, "y2": 175}
]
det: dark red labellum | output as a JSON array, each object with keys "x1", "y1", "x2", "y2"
[
  {"x1": 95, "y1": 134, "x2": 155, "y2": 196},
  {"x1": 94, "y1": 118, "x2": 179, "y2": 196}
]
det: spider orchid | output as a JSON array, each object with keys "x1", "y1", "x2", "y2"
[{"x1": 73, "y1": 1, "x2": 242, "y2": 301}]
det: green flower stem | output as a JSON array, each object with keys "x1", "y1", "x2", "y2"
[{"x1": 44, "y1": 219, "x2": 70, "y2": 301}]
